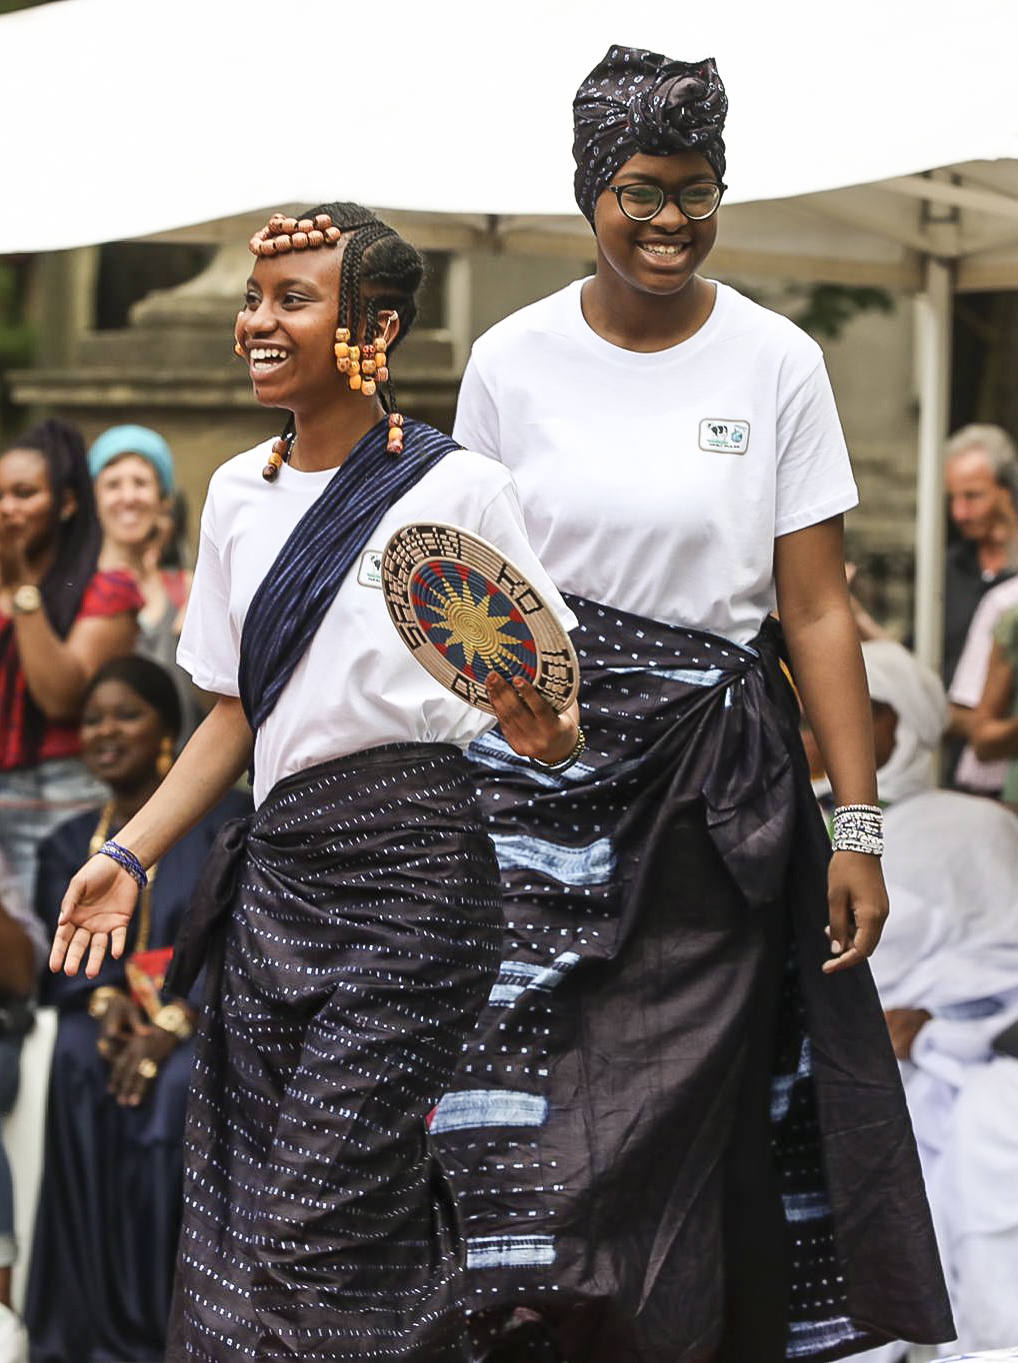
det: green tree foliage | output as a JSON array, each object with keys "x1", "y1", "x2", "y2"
[{"x1": 789, "y1": 284, "x2": 895, "y2": 340}]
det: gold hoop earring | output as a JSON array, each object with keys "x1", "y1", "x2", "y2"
[{"x1": 156, "y1": 736, "x2": 174, "y2": 780}]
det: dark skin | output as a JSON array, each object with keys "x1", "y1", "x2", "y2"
[
  {"x1": 0, "y1": 448, "x2": 137, "y2": 720},
  {"x1": 582, "y1": 150, "x2": 888, "y2": 974},
  {"x1": 805, "y1": 701, "x2": 930, "y2": 1059},
  {"x1": 52, "y1": 232, "x2": 578, "y2": 980},
  {"x1": 78, "y1": 678, "x2": 193, "y2": 1106}
]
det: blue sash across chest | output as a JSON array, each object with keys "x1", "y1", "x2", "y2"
[{"x1": 238, "y1": 418, "x2": 458, "y2": 732}]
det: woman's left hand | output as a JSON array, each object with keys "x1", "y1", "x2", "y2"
[
  {"x1": 486, "y1": 675, "x2": 579, "y2": 765},
  {"x1": 822, "y1": 850, "x2": 889, "y2": 974},
  {"x1": 107, "y1": 1022, "x2": 177, "y2": 1107}
]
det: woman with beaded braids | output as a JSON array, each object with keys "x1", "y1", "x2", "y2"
[
  {"x1": 49, "y1": 202, "x2": 579, "y2": 1362},
  {"x1": 432, "y1": 48, "x2": 955, "y2": 1363}
]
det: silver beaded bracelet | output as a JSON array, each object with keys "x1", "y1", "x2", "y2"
[{"x1": 831, "y1": 803, "x2": 883, "y2": 856}]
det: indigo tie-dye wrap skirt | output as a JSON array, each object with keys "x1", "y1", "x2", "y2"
[{"x1": 435, "y1": 598, "x2": 954, "y2": 1363}]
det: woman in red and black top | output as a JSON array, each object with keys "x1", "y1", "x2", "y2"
[{"x1": 0, "y1": 418, "x2": 141, "y2": 905}]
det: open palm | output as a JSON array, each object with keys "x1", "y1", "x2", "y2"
[{"x1": 50, "y1": 855, "x2": 140, "y2": 978}]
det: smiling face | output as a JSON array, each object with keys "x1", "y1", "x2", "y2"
[
  {"x1": 236, "y1": 246, "x2": 346, "y2": 411},
  {"x1": 0, "y1": 447, "x2": 58, "y2": 561},
  {"x1": 80, "y1": 677, "x2": 168, "y2": 791},
  {"x1": 94, "y1": 453, "x2": 164, "y2": 549},
  {"x1": 593, "y1": 150, "x2": 720, "y2": 298}
]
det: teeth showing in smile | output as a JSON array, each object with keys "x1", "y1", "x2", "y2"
[
  {"x1": 640, "y1": 242, "x2": 689, "y2": 256},
  {"x1": 249, "y1": 347, "x2": 288, "y2": 368}
]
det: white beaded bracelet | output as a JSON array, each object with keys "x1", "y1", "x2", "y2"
[{"x1": 831, "y1": 803, "x2": 883, "y2": 856}]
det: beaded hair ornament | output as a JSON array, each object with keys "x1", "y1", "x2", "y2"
[{"x1": 235, "y1": 211, "x2": 405, "y2": 481}]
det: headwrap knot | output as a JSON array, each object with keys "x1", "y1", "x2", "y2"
[{"x1": 573, "y1": 46, "x2": 727, "y2": 226}]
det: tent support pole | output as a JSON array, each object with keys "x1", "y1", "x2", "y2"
[{"x1": 913, "y1": 255, "x2": 952, "y2": 674}]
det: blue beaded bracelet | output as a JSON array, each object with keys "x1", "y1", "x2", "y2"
[{"x1": 97, "y1": 839, "x2": 148, "y2": 888}]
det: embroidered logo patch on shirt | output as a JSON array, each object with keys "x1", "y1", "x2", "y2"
[
  {"x1": 357, "y1": 549, "x2": 383, "y2": 588},
  {"x1": 699, "y1": 419, "x2": 750, "y2": 454}
]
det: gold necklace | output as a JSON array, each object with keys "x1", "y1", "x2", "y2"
[{"x1": 89, "y1": 802, "x2": 159, "y2": 954}]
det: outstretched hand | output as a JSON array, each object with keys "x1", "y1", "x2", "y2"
[
  {"x1": 822, "y1": 850, "x2": 889, "y2": 974},
  {"x1": 486, "y1": 675, "x2": 579, "y2": 766},
  {"x1": 50, "y1": 855, "x2": 140, "y2": 979}
]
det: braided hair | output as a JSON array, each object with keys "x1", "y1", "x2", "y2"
[
  {"x1": 0, "y1": 417, "x2": 102, "y2": 764},
  {"x1": 274, "y1": 203, "x2": 424, "y2": 448}
]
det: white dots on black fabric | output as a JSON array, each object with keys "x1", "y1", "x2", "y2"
[{"x1": 174, "y1": 745, "x2": 501, "y2": 1360}]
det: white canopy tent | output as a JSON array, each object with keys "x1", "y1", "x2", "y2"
[{"x1": 3, "y1": 0, "x2": 1017, "y2": 668}]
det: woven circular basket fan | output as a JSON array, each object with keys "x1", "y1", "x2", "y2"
[{"x1": 382, "y1": 522, "x2": 579, "y2": 716}]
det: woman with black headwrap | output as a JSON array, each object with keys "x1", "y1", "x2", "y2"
[{"x1": 434, "y1": 45, "x2": 955, "y2": 1363}]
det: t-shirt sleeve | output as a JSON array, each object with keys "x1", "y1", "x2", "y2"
[
  {"x1": 477, "y1": 476, "x2": 578, "y2": 637},
  {"x1": 950, "y1": 595, "x2": 999, "y2": 706},
  {"x1": 773, "y1": 359, "x2": 859, "y2": 538},
  {"x1": 453, "y1": 352, "x2": 502, "y2": 461},
  {"x1": 176, "y1": 494, "x2": 241, "y2": 697},
  {"x1": 78, "y1": 570, "x2": 144, "y2": 617}
]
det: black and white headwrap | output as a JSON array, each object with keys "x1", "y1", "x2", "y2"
[{"x1": 573, "y1": 45, "x2": 728, "y2": 225}]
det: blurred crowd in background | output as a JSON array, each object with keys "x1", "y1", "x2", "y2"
[{"x1": 2, "y1": 417, "x2": 1018, "y2": 1361}]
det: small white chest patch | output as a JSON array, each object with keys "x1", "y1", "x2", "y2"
[
  {"x1": 699, "y1": 419, "x2": 750, "y2": 454},
  {"x1": 357, "y1": 549, "x2": 383, "y2": 588}
]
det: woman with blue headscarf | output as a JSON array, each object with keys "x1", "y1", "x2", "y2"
[
  {"x1": 433, "y1": 45, "x2": 954, "y2": 1363},
  {"x1": 89, "y1": 425, "x2": 199, "y2": 736}
]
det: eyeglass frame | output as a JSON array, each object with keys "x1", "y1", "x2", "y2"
[{"x1": 607, "y1": 179, "x2": 727, "y2": 223}]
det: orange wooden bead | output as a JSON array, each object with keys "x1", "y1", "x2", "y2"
[
  {"x1": 349, "y1": 374, "x2": 363, "y2": 391},
  {"x1": 336, "y1": 357, "x2": 351, "y2": 373},
  {"x1": 297, "y1": 218, "x2": 313, "y2": 234},
  {"x1": 291, "y1": 232, "x2": 309, "y2": 249},
  {"x1": 388, "y1": 413, "x2": 404, "y2": 428},
  {"x1": 362, "y1": 359, "x2": 376, "y2": 375},
  {"x1": 248, "y1": 235, "x2": 262, "y2": 253},
  {"x1": 324, "y1": 226, "x2": 342, "y2": 244},
  {"x1": 268, "y1": 213, "x2": 286, "y2": 232},
  {"x1": 273, "y1": 235, "x2": 292, "y2": 253},
  {"x1": 307, "y1": 229, "x2": 324, "y2": 247},
  {"x1": 362, "y1": 379, "x2": 377, "y2": 396},
  {"x1": 260, "y1": 238, "x2": 277, "y2": 256},
  {"x1": 314, "y1": 214, "x2": 333, "y2": 231},
  {"x1": 376, "y1": 365, "x2": 389, "y2": 382},
  {"x1": 335, "y1": 327, "x2": 351, "y2": 342},
  {"x1": 281, "y1": 217, "x2": 298, "y2": 233},
  {"x1": 349, "y1": 346, "x2": 360, "y2": 362},
  {"x1": 334, "y1": 342, "x2": 350, "y2": 358}
]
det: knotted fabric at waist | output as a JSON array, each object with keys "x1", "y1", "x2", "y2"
[
  {"x1": 563, "y1": 595, "x2": 805, "y2": 909},
  {"x1": 166, "y1": 741, "x2": 468, "y2": 997}
]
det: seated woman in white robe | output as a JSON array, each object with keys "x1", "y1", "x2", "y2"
[{"x1": 807, "y1": 639, "x2": 1018, "y2": 1358}]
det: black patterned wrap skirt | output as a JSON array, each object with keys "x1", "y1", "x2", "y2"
[
  {"x1": 164, "y1": 742, "x2": 502, "y2": 1362},
  {"x1": 434, "y1": 598, "x2": 953, "y2": 1363}
]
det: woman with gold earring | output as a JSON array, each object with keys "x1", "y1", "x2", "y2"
[{"x1": 25, "y1": 655, "x2": 249, "y2": 1363}]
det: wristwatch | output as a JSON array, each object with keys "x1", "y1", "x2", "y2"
[
  {"x1": 153, "y1": 1002, "x2": 194, "y2": 1041},
  {"x1": 11, "y1": 584, "x2": 42, "y2": 615}
]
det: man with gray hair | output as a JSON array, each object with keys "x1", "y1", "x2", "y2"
[{"x1": 941, "y1": 423, "x2": 1018, "y2": 687}]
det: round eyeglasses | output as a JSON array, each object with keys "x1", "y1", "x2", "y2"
[{"x1": 608, "y1": 180, "x2": 726, "y2": 223}]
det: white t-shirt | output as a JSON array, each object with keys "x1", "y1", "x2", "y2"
[
  {"x1": 453, "y1": 278, "x2": 858, "y2": 643},
  {"x1": 948, "y1": 575, "x2": 1018, "y2": 792},
  {"x1": 178, "y1": 442, "x2": 576, "y2": 806}
]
